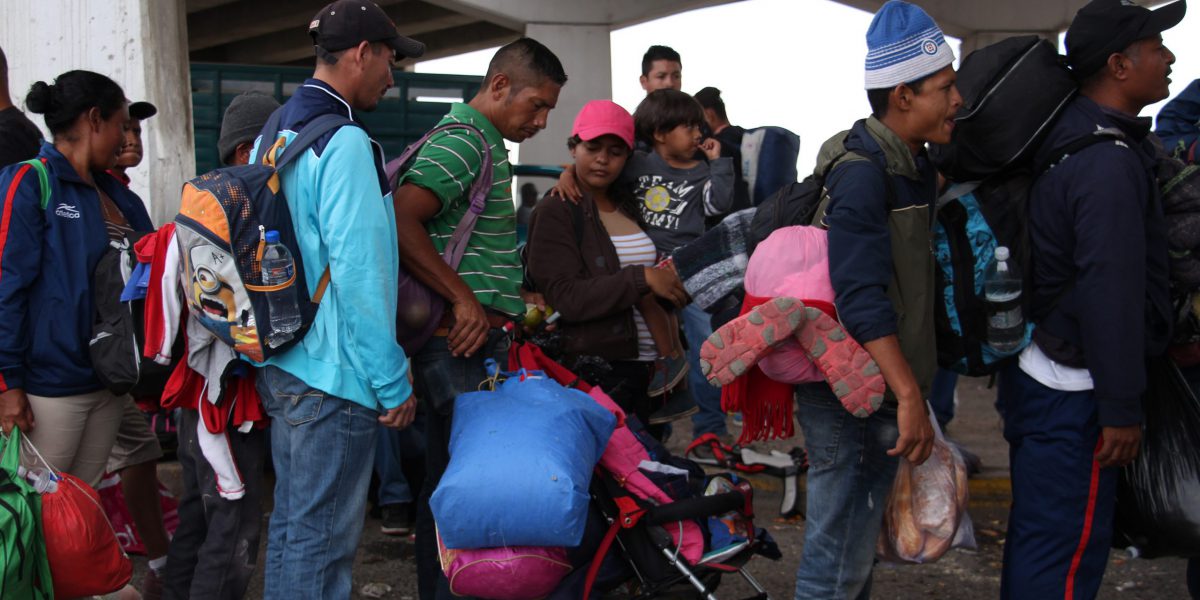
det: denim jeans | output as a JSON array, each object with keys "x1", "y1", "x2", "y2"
[
  {"x1": 929, "y1": 368, "x2": 959, "y2": 429},
  {"x1": 163, "y1": 408, "x2": 266, "y2": 600},
  {"x1": 681, "y1": 303, "x2": 727, "y2": 438},
  {"x1": 256, "y1": 365, "x2": 380, "y2": 600},
  {"x1": 792, "y1": 382, "x2": 900, "y2": 600},
  {"x1": 412, "y1": 330, "x2": 512, "y2": 600},
  {"x1": 375, "y1": 416, "x2": 424, "y2": 506}
]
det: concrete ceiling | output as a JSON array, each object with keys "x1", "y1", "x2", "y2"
[
  {"x1": 186, "y1": 0, "x2": 1171, "y2": 67},
  {"x1": 185, "y1": 0, "x2": 744, "y2": 66}
]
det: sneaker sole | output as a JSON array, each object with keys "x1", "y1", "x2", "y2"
[
  {"x1": 699, "y1": 297, "x2": 805, "y2": 386},
  {"x1": 647, "y1": 404, "x2": 699, "y2": 425},
  {"x1": 700, "y1": 296, "x2": 885, "y2": 418},
  {"x1": 380, "y1": 525, "x2": 412, "y2": 536}
]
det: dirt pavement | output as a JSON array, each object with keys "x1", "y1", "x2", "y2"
[{"x1": 138, "y1": 376, "x2": 1193, "y2": 599}]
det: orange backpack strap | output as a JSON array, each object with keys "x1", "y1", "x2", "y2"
[{"x1": 311, "y1": 265, "x2": 331, "y2": 303}]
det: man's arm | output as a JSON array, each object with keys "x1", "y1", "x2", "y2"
[
  {"x1": 825, "y1": 161, "x2": 932, "y2": 464},
  {"x1": 392, "y1": 183, "x2": 489, "y2": 357},
  {"x1": 702, "y1": 154, "x2": 736, "y2": 218},
  {"x1": 314, "y1": 128, "x2": 412, "y2": 411}
]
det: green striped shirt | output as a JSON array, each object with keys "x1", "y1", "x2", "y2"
[{"x1": 397, "y1": 103, "x2": 522, "y2": 316}]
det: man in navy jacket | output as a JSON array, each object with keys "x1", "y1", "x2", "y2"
[{"x1": 997, "y1": 0, "x2": 1184, "y2": 598}]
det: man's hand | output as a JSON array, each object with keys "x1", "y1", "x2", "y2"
[
  {"x1": 644, "y1": 267, "x2": 688, "y2": 308},
  {"x1": 520, "y1": 289, "x2": 547, "y2": 312},
  {"x1": 700, "y1": 138, "x2": 722, "y2": 161},
  {"x1": 448, "y1": 296, "x2": 489, "y2": 358},
  {"x1": 888, "y1": 396, "x2": 934, "y2": 465},
  {"x1": 0, "y1": 388, "x2": 34, "y2": 434},
  {"x1": 379, "y1": 370, "x2": 417, "y2": 429},
  {"x1": 1096, "y1": 425, "x2": 1141, "y2": 469},
  {"x1": 550, "y1": 165, "x2": 582, "y2": 204}
]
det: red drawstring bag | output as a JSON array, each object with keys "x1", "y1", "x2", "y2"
[{"x1": 42, "y1": 473, "x2": 133, "y2": 597}]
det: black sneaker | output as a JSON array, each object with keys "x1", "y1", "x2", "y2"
[
  {"x1": 380, "y1": 503, "x2": 412, "y2": 536},
  {"x1": 648, "y1": 383, "x2": 698, "y2": 425}
]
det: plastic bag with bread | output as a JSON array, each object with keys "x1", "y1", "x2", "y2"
[{"x1": 876, "y1": 409, "x2": 976, "y2": 564}]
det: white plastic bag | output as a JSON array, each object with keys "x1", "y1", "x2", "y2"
[{"x1": 876, "y1": 409, "x2": 976, "y2": 564}]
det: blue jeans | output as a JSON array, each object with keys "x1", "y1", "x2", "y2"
[
  {"x1": 412, "y1": 330, "x2": 512, "y2": 600},
  {"x1": 929, "y1": 368, "x2": 958, "y2": 429},
  {"x1": 682, "y1": 303, "x2": 727, "y2": 438},
  {"x1": 792, "y1": 382, "x2": 900, "y2": 600},
  {"x1": 996, "y1": 361, "x2": 1114, "y2": 600},
  {"x1": 256, "y1": 365, "x2": 380, "y2": 600},
  {"x1": 374, "y1": 418, "x2": 424, "y2": 506}
]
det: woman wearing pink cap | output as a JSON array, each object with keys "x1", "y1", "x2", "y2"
[{"x1": 525, "y1": 100, "x2": 691, "y2": 432}]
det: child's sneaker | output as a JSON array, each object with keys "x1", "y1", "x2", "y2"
[{"x1": 648, "y1": 354, "x2": 689, "y2": 397}]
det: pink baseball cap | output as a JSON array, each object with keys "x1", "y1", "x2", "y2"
[{"x1": 572, "y1": 100, "x2": 634, "y2": 149}]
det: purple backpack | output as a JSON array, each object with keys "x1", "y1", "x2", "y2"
[{"x1": 387, "y1": 123, "x2": 493, "y2": 355}]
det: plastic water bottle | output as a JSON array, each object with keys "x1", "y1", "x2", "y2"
[
  {"x1": 17, "y1": 466, "x2": 58, "y2": 494},
  {"x1": 983, "y1": 246, "x2": 1025, "y2": 353},
  {"x1": 261, "y1": 230, "x2": 301, "y2": 347}
]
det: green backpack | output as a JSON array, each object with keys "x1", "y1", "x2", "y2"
[{"x1": 0, "y1": 430, "x2": 54, "y2": 599}]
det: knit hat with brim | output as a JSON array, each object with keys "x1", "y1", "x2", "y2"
[
  {"x1": 218, "y1": 92, "x2": 281, "y2": 165},
  {"x1": 864, "y1": 0, "x2": 955, "y2": 89}
]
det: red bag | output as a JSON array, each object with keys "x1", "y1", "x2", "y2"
[
  {"x1": 42, "y1": 473, "x2": 133, "y2": 597},
  {"x1": 97, "y1": 471, "x2": 181, "y2": 554}
]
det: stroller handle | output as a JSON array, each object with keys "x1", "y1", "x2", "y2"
[{"x1": 643, "y1": 490, "x2": 747, "y2": 526}]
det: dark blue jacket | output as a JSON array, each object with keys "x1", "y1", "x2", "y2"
[
  {"x1": 818, "y1": 117, "x2": 939, "y2": 398},
  {"x1": 1029, "y1": 95, "x2": 1172, "y2": 427},
  {"x1": 0, "y1": 142, "x2": 153, "y2": 396},
  {"x1": 820, "y1": 118, "x2": 938, "y2": 343},
  {"x1": 1155, "y1": 78, "x2": 1200, "y2": 159}
]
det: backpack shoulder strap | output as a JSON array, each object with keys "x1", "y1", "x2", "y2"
[
  {"x1": 272, "y1": 113, "x2": 359, "y2": 171},
  {"x1": 1035, "y1": 127, "x2": 1128, "y2": 176},
  {"x1": 400, "y1": 123, "x2": 494, "y2": 269},
  {"x1": 12, "y1": 158, "x2": 51, "y2": 210}
]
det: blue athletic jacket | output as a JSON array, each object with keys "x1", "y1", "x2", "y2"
[
  {"x1": 1028, "y1": 95, "x2": 1172, "y2": 427},
  {"x1": 249, "y1": 78, "x2": 412, "y2": 411},
  {"x1": 0, "y1": 142, "x2": 153, "y2": 396}
]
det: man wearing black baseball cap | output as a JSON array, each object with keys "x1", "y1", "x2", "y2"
[
  {"x1": 110, "y1": 100, "x2": 156, "y2": 186},
  {"x1": 309, "y1": 0, "x2": 425, "y2": 62},
  {"x1": 250, "y1": 1, "x2": 425, "y2": 598},
  {"x1": 997, "y1": 1, "x2": 1184, "y2": 598}
]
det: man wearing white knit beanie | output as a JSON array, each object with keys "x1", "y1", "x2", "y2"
[{"x1": 791, "y1": 2, "x2": 961, "y2": 598}]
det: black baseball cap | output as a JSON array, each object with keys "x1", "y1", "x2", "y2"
[
  {"x1": 129, "y1": 101, "x2": 157, "y2": 120},
  {"x1": 308, "y1": 0, "x2": 425, "y2": 60},
  {"x1": 1066, "y1": 0, "x2": 1186, "y2": 79}
]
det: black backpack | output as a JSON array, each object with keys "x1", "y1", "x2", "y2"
[
  {"x1": 89, "y1": 233, "x2": 177, "y2": 397},
  {"x1": 929, "y1": 35, "x2": 1124, "y2": 375},
  {"x1": 747, "y1": 147, "x2": 890, "y2": 251}
]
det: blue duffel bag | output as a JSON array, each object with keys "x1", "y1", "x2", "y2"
[{"x1": 431, "y1": 370, "x2": 617, "y2": 549}]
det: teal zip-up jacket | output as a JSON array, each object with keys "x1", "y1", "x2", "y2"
[{"x1": 250, "y1": 78, "x2": 411, "y2": 411}]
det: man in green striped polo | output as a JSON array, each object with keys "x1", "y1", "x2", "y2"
[{"x1": 391, "y1": 37, "x2": 566, "y2": 600}]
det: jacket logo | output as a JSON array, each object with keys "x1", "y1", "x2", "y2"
[{"x1": 55, "y1": 203, "x2": 80, "y2": 219}]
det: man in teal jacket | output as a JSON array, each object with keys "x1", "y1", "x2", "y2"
[{"x1": 249, "y1": 2, "x2": 425, "y2": 598}]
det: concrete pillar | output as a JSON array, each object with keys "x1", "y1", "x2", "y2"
[
  {"x1": 519, "y1": 23, "x2": 613, "y2": 167},
  {"x1": 2, "y1": 0, "x2": 195, "y2": 226},
  {"x1": 959, "y1": 30, "x2": 1063, "y2": 56}
]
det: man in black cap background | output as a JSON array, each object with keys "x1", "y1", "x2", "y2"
[
  {"x1": 249, "y1": 1, "x2": 424, "y2": 598},
  {"x1": 218, "y1": 91, "x2": 281, "y2": 167},
  {"x1": 995, "y1": 1, "x2": 1184, "y2": 598}
]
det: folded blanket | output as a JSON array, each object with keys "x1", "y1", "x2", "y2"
[{"x1": 671, "y1": 208, "x2": 755, "y2": 310}]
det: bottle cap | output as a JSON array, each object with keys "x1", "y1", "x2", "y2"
[
  {"x1": 265, "y1": 230, "x2": 281, "y2": 244},
  {"x1": 995, "y1": 246, "x2": 1010, "y2": 261}
]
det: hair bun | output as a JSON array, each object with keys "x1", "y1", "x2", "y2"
[{"x1": 25, "y1": 81, "x2": 53, "y2": 114}]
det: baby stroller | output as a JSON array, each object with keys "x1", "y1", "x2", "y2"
[{"x1": 510, "y1": 341, "x2": 778, "y2": 600}]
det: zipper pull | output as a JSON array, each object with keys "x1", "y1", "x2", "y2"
[{"x1": 256, "y1": 225, "x2": 267, "y2": 267}]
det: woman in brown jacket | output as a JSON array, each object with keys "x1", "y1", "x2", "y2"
[{"x1": 526, "y1": 100, "x2": 690, "y2": 431}]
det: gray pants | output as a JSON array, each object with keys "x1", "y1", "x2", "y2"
[{"x1": 163, "y1": 408, "x2": 267, "y2": 600}]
